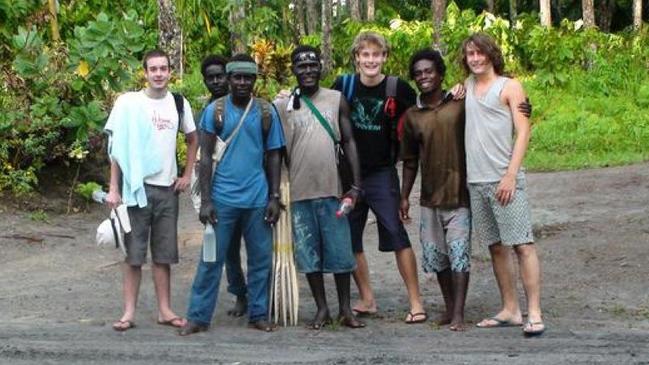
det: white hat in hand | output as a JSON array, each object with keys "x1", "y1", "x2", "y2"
[{"x1": 96, "y1": 206, "x2": 130, "y2": 256}]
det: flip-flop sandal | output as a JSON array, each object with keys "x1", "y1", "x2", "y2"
[
  {"x1": 523, "y1": 321, "x2": 545, "y2": 337},
  {"x1": 405, "y1": 311, "x2": 428, "y2": 324},
  {"x1": 476, "y1": 317, "x2": 523, "y2": 328},
  {"x1": 112, "y1": 320, "x2": 136, "y2": 332},
  {"x1": 352, "y1": 308, "x2": 377, "y2": 316},
  {"x1": 157, "y1": 317, "x2": 186, "y2": 328}
]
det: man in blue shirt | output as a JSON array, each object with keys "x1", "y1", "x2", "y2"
[
  {"x1": 199, "y1": 54, "x2": 248, "y2": 318},
  {"x1": 180, "y1": 54, "x2": 284, "y2": 335}
]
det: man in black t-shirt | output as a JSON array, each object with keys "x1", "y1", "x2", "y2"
[{"x1": 332, "y1": 31, "x2": 426, "y2": 324}]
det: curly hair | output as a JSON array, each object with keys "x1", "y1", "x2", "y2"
[
  {"x1": 409, "y1": 48, "x2": 446, "y2": 80},
  {"x1": 200, "y1": 55, "x2": 229, "y2": 76},
  {"x1": 460, "y1": 33, "x2": 505, "y2": 76}
]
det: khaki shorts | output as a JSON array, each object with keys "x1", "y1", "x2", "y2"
[
  {"x1": 468, "y1": 179, "x2": 534, "y2": 247},
  {"x1": 124, "y1": 184, "x2": 179, "y2": 265}
]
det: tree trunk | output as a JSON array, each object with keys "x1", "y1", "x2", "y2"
[
  {"x1": 157, "y1": 0, "x2": 182, "y2": 73},
  {"x1": 367, "y1": 0, "x2": 375, "y2": 21},
  {"x1": 509, "y1": 0, "x2": 518, "y2": 24},
  {"x1": 539, "y1": 0, "x2": 552, "y2": 27},
  {"x1": 582, "y1": 0, "x2": 596, "y2": 28},
  {"x1": 229, "y1": 0, "x2": 246, "y2": 53},
  {"x1": 321, "y1": 0, "x2": 333, "y2": 75},
  {"x1": 486, "y1": 0, "x2": 495, "y2": 13},
  {"x1": 349, "y1": 0, "x2": 361, "y2": 21},
  {"x1": 306, "y1": 0, "x2": 319, "y2": 34},
  {"x1": 431, "y1": 0, "x2": 446, "y2": 51},
  {"x1": 632, "y1": 0, "x2": 642, "y2": 31},
  {"x1": 553, "y1": 0, "x2": 563, "y2": 21},
  {"x1": 295, "y1": 0, "x2": 306, "y2": 38},
  {"x1": 47, "y1": 0, "x2": 60, "y2": 42},
  {"x1": 596, "y1": 0, "x2": 615, "y2": 32}
]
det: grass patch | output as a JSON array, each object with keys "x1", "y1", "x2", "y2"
[
  {"x1": 524, "y1": 72, "x2": 649, "y2": 172},
  {"x1": 28, "y1": 209, "x2": 49, "y2": 223}
]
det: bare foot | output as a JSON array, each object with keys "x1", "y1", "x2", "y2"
[
  {"x1": 352, "y1": 300, "x2": 377, "y2": 315},
  {"x1": 434, "y1": 313, "x2": 452, "y2": 326},
  {"x1": 227, "y1": 295, "x2": 247, "y2": 317},
  {"x1": 338, "y1": 313, "x2": 365, "y2": 329},
  {"x1": 449, "y1": 319, "x2": 467, "y2": 331},
  {"x1": 307, "y1": 308, "x2": 332, "y2": 330}
]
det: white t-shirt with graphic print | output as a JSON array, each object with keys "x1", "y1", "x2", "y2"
[{"x1": 105, "y1": 90, "x2": 196, "y2": 187}]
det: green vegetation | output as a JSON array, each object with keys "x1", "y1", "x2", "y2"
[
  {"x1": 28, "y1": 209, "x2": 49, "y2": 223},
  {"x1": 74, "y1": 181, "x2": 103, "y2": 201},
  {"x1": 1, "y1": 1, "x2": 648, "y2": 195}
]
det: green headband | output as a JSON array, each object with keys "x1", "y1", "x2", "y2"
[{"x1": 226, "y1": 61, "x2": 258, "y2": 75}]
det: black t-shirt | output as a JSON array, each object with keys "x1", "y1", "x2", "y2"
[{"x1": 333, "y1": 74, "x2": 416, "y2": 175}]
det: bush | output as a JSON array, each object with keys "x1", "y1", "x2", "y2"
[
  {"x1": 2, "y1": 2, "x2": 648, "y2": 196},
  {"x1": 0, "y1": 11, "x2": 151, "y2": 194}
]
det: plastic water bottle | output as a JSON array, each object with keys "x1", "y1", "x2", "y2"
[
  {"x1": 336, "y1": 197, "x2": 353, "y2": 218},
  {"x1": 202, "y1": 224, "x2": 217, "y2": 262},
  {"x1": 92, "y1": 190, "x2": 108, "y2": 204}
]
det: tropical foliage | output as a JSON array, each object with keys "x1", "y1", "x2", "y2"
[{"x1": 0, "y1": 0, "x2": 647, "y2": 194}]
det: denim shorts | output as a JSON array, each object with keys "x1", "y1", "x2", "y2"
[
  {"x1": 348, "y1": 167, "x2": 411, "y2": 253},
  {"x1": 291, "y1": 197, "x2": 356, "y2": 273},
  {"x1": 468, "y1": 178, "x2": 535, "y2": 247},
  {"x1": 420, "y1": 207, "x2": 471, "y2": 273},
  {"x1": 124, "y1": 184, "x2": 179, "y2": 265}
]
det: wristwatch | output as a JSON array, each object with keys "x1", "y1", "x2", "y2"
[{"x1": 270, "y1": 192, "x2": 281, "y2": 200}]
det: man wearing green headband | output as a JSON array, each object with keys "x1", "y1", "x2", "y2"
[{"x1": 180, "y1": 54, "x2": 284, "y2": 335}]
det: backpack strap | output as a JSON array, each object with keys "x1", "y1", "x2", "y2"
[
  {"x1": 172, "y1": 92, "x2": 184, "y2": 123},
  {"x1": 340, "y1": 74, "x2": 356, "y2": 103},
  {"x1": 213, "y1": 96, "x2": 227, "y2": 134},
  {"x1": 385, "y1": 76, "x2": 398, "y2": 98},
  {"x1": 384, "y1": 76, "x2": 400, "y2": 163},
  {"x1": 255, "y1": 97, "x2": 272, "y2": 145}
]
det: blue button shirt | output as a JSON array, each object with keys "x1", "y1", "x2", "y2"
[{"x1": 200, "y1": 96, "x2": 285, "y2": 208}]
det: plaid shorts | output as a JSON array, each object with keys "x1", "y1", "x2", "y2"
[{"x1": 468, "y1": 179, "x2": 534, "y2": 247}]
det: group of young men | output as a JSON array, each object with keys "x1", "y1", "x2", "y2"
[{"x1": 104, "y1": 30, "x2": 544, "y2": 337}]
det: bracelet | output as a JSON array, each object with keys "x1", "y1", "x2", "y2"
[
  {"x1": 351, "y1": 184, "x2": 362, "y2": 192},
  {"x1": 269, "y1": 192, "x2": 281, "y2": 200}
]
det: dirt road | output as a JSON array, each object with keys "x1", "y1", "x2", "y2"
[{"x1": 1, "y1": 163, "x2": 648, "y2": 364}]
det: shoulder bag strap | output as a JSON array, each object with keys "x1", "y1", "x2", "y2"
[
  {"x1": 300, "y1": 95, "x2": 338, "y2": 144},
  {"x1": 223, "y1": 97, "x2": 253, "y2": 145}
]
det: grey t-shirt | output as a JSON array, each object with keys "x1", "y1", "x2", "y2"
[
  {"x1": 465, "y1": 75, "x2": 525, "y2": 183},
  {"x1": 275, "y1": 87, "x2": 342, "y2": 202}
]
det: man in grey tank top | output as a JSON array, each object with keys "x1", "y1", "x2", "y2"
[
  {"x1": 462, "y1": 33, "x2": 544, "y2": 336},
  {"x1": 275, "y1": 46, "x2": 365, "y2": 329}
]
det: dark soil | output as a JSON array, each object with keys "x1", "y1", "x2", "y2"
[{"x1": 1, "y1": 163, "x2": 648, "y2": 364}]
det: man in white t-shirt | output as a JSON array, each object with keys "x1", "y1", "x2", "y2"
[{"x1": 104, "y1": 49, "x2": 198, "y2": 332}]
